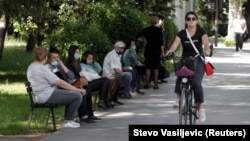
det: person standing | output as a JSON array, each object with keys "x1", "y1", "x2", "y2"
[
  {"x1": 157, "y1": 15, "x2": 169, "y2": 83},
  {"x1": 136, "y1": 16, "x2": 164, "y2": 90},
  {"x1": 233, "y1": 11, "x2": 247, "y2": 54},
  {"x1": 165, "y1": 11, "x2": 211, "y2": 122}
]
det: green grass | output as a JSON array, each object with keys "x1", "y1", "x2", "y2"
[
  {"x1": 0, "y1": 82, "x2": 65, "y2": 135},
  {"x1": 0, "y1": 37, "x2": 33, "y2": 80}
]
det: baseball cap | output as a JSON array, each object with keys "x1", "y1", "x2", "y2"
[{"x1": 114, "y1": 41, "x2": 125, "y2": 48}]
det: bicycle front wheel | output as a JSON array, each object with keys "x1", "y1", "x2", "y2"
[{"x1": 179, "y1": 88, "x2": 188, "y2": 125}]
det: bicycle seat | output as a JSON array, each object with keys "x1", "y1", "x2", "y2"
[{"x1": 176, "y1": 65, "x2": 194, "y2": 76}]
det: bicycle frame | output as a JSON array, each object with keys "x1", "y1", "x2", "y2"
[{"x1": 168, "y1": 52, "x2": 199, "y2": 125}]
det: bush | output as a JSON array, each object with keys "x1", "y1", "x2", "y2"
[
  {"x1": 223, "y1": 36, "x2": 235, "y2": 47},
  {"x1": 44, "y1": 21, "x2": 111, "y2": 63}
]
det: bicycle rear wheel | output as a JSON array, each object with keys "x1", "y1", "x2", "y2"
[{"x1": 179, "y1": 88, "x2": 188, "y2": 125}]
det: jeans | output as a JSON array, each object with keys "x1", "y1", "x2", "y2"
[
  {"x1": 116, "y1": 71, "x2": 132, "y2": 95},
  {"x1": 174, "y1": 59, "x2": 205, "y2": 103},
  {"x1": 45, "y1": 89, "x2": 82, "y2": 120},
  {"x1": 123, "y1": 69, "x2": 142, "y2": 92}
]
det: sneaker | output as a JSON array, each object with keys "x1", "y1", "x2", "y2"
[
  {"x1": 69, "y1": 121, "x2": 80, "y2": 127},
  {"x1": 62, "y1": 121, "x2": 80, "y2": 128},
  {"x1": 199, "y1": 108, "x2": 206, "y2": 122}
]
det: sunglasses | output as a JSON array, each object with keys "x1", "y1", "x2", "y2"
[{"x1": 186, "y1": 17, "x2": 197, "y2": 21}]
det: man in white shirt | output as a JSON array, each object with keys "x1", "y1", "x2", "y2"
[{"x1": 103, "y1": 41, "x2": 133, "y2": 99}]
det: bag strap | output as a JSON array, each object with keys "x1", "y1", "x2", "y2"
[{"x1": 186, "y1": 29, "x2": 205, "y2": 62}]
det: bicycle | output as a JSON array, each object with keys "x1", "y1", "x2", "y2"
[{"x1": 168, "y1": 52, "x2": 199, "y2": 125}]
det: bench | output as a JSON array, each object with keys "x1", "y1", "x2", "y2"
[{"x1": 25, "y1": 81, "x2": 58, "y2": 132}]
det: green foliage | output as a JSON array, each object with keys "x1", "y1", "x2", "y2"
[
  {"x1": 45, "y1": 6, "x2": 148, "y2": 63},
  {"x1": 44, "y1": 21, "x2": 112, "y2": 63},
  {"x1": 98, "y1": 6, "x2": 148, "y2": 44},
  {"x1": 222, "y1": 36, "x2": 236, "y2": 47}
]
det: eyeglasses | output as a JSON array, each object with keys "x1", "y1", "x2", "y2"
[{"x1": 186, "y1": 17, "x2": 197, "y2": 21}]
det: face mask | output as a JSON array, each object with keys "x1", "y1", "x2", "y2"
[
  {"x1": 87, "y1": 61, "x2": 93, "y2": 65},
  {"x1": 51, "y1": 61, "x2": 59, "y2": 66},
  {"x1": 116, "y1": 51, "x2": 123, "y2": 55},
  {"x1": 131, "y1": 46, "x2": 136, "y2": 50},
  {"x1": 74, "y1": 54, "x2": 80, "y2": 60}
]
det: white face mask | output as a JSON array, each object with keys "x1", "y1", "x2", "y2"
[
  {"x1": 51, "y1": 61, "x2": 59, "y2": 66},
  {"x1": 131, "y1": 46, "x2": 136, "y2": 50}
]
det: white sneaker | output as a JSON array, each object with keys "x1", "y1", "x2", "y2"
[
  {"x1": 62, "y1": 121, "x2": 80, "y2": 128},
  {"x1": 199, "y1": 108, "x2": 206, "y2": 122},
  {"x1": 69, "y1": 121, "x2": 80, "y2": 127}
]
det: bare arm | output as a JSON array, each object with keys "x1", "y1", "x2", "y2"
[
  {"x1": 164, "y1": 36, "x2": 181, "y2": 56},
  {"x1": 54, "y1": 79, "x2": 86, "y2": 95},
  {"x1": 58, "y1": 59, "x2": 69, "y2": 73}
]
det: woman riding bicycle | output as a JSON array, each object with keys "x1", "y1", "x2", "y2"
[{"x1": 165, "y1": 11, "x2": 211, "y2": 122}]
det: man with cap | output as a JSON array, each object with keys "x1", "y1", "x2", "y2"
[{"x1": 102, "y1": 41, "x2": 133, "y2": 99}]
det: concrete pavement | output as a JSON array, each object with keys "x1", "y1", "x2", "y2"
[{"x1": 1, "y1": 40, "x2": 250, "y2": 141}]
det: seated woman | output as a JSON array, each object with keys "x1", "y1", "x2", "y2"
[
  {"x1": 122, "y1": 39, "x2": 145, "y2": 94},
  {"x1": 65, "y1": 45, "x2": 103, "y2": 121},
  {"x1": 79, "y1": 50, "x2": 111, "y2": 110},
  {"x1": 27, "y1": 46, "x2": 85, "y2": 128},
  {"x1": 80, "y1": 51, "x2": 124, "y2": 108},
  {"x1": 47, "y1": 47, "x2": 97, "y2": 123}
]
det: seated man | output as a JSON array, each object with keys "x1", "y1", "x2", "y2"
[{"x1": 102, "y1": 41, "x2": 133, "y2": 99}]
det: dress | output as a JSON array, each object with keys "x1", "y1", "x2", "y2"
[{"x1": 135, "y1": 26, "x2": 164, "y2": 69}]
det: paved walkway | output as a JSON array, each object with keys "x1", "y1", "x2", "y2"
[{"x1": 1, "y1": 40, "x2": 250, "y2": 141}]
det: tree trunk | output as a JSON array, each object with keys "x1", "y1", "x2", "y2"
[
  {"x1": 244, "y1": 0, "x2": 250, "y2": 35},
  {"x1": 227, "y1": 0, "x2": 238, "y2": 39},
  {"x1": 26, "y1": 33, "x2": 37, "y2": 53},
  {"x1": 0, "y1": 15, "x2": 9, "y2": 61}
]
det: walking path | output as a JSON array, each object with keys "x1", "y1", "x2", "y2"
[{"x1": 1, "y1": 40, "x2": 250, "y2": 141}]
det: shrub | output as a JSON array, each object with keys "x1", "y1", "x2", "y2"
[
  {"x1": 44, "y1": 21, "x2": 111, "y2": 63},
  {"x1": 223, "y1": 36, "x2": 235, "y2": 47}
]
